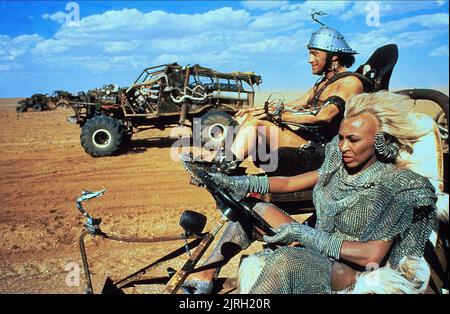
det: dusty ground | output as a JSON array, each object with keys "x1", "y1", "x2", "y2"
[
  {"x1": 0, "y1": 91, "x2": 446, "y2": 294},
  {"x1": 0, "y1": 100, "x2": 273, "y2": 294}
]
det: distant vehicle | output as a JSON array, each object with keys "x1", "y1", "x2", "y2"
[
  {"x1": 16, "y1": 90, "x2": 88, "y2": 112},
  {"x1": 52, "y1": 90, "x2": 87, "y2": 108},
  {"x1": 68, "y1": 63, "x2": 262, "y2": 157},
  {"x1": 16, "y1": 93, "x2": 53, "y2": 112}
]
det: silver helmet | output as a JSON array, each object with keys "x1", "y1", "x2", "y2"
[
  {"x1": 307, "y1": 12, "x2": 357, "y2": 54},
  {"x1": 307, "y1": 26, "x2": 357, "y2": 54}
]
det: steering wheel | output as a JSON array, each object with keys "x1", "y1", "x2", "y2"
[{"x1": 181, "y1": 156, "x2": 275, "y2": 236}]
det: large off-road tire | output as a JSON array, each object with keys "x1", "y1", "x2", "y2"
[
  {"x1": 80, "y1": 115, "x2": 125, "y2": 157},
  {"x1": 33, "y1": 103, "x2": 43, "y2": 112},
  {"x1": 57, "y1": 99, "x2": 70, "y2": 108},
  {"x1": 199, "y1": 111, "x2": 237, "y2": 149},
  {"x1": 16, "y1": 105, "x2": 27, "y2": 113}
]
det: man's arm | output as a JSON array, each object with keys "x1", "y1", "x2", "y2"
[{"x1": 281, "y1": 76, "x2": 363, "y2": 125}]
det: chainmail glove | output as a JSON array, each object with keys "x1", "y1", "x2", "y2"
[
  {"x1": 263, "y1": 222, "x2": 344, "y2": 260},
  {"x1": 208, "y1": 173, "x2": 270, "y2": 201}
]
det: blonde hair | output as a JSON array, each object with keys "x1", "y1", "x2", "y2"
[{"x1": 344, "y1": 91, "x2": 430, "y2": 165}]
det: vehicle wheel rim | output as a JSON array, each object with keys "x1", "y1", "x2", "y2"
[{"x1": 92, "y1": 129, "x2": 112, "y2": 148}]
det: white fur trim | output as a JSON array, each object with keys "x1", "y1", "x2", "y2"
[
  {"x1": 238, "y1": 252, "x2": 268, "y2": 294},
  {"x1": 351, "y1": 256, "x2": 430, "y2": 294}
]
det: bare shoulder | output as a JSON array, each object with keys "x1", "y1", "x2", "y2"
[
  {"x1": 335, "y1": 75, "x2": 364, "y2": 97},
  {"x1": 323, "y1": 75, "x2": 363, "y2": 100},
  {"x1": 338, "y1": 75, "x2": 364, "y2": 89}
]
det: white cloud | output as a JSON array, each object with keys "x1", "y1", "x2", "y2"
[
  {"x1": 342, "y1": 1, "x2": 449, "y2": 21},
  {"x1": 0, "y1": 34, "x2": 44, "y2": 61},
  {"x1": 295, "y1": 0, "x2": 351, "y2": 12},
  {"x1": 14, "y1": 6, "x2": 447, "y2": 76},
  {"x1": 42, "y1": 11, "x2": 67, "y2": 24},
  {"x1": 380, "y1": 13, "x2": 449, "y2": 32},
  {"x1": 1, "y1": 3, "x2": 448, "y2": 96},
  {"x1": 246, "y1": 1, "x2": 352, "y2": 32},
  {"x1": 348, "y1": 12, "x2": 449, "y2": 56},
  {"x1": 249, "y1": 9, "x2": 308, "y2": 31},
  {"x1": 240, "y1": 1, "x2": 289, "y2": 11},
  {"x1": 341, "y1": 1, "x2": 375, "y2": 21},
  {"x1": 430, "y1": 45, "x2": 449, "y2": 57},
  {"x1": 104, "y1": 41, "x2": 137, "y2": 53},
  {"x1": 29, "y1": 7, "x2": 281, "y2": 73}
]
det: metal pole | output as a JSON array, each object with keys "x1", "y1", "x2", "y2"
[{"x1": 162, "y1": 218, "x2": 228, "y2": 294}]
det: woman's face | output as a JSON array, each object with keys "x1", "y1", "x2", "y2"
[{"x1": 338, "y1": 113, "x2": 379, "y2": 173}]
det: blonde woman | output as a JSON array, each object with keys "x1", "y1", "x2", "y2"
[{"x1": 183, "y1": 91, "x2": 437, "y2": 294}]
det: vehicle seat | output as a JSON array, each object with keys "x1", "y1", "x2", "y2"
[
  {"x1": 400, "y1": 113, "x2": 448, "y2": 224},
  {"x1": 355, "y1": 44, "x2": 399, "y2": 92}
]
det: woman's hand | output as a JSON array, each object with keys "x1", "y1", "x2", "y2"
[
  {"x1": 263, "y1": 222, "x2": 303, "y2": 245},
  {"x1": 208, "y1": 172, "x2": 269, "y2": 201},
  {"x1": 264, "y1": 222, "x2": 345, "y2": 260}
]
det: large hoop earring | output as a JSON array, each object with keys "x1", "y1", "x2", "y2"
[{"x1": 374, "y1": 132, "x2": 400, "y2": 162}]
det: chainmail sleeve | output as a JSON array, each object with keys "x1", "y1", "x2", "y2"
[{"x1": 361, "y1": 169, "x2": 437, "y2": 268}]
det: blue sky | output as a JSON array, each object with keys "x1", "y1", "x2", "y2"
[{"x1": 0, "y1": 0, "x2": 448, "y2": 97}]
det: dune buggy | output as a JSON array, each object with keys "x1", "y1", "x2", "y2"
[
  {"x1": 51, "y1": 90, "x2": 88, "y2": 109},
  {"x1": 16, "y1": 91, "x2": 88, "y2": 112},
  {"x1": 16, "y1": 93, "x2": 54, "y2": 113},
  {"x1": 69, "y1": 63, "x2": 262, "y2": 157}
]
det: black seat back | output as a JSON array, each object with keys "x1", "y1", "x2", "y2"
[{"x1": 356, "y1": 44, "x2": 399, "y2": 92}]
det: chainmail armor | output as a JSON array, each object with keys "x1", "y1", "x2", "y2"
[
  {"x1": 249, "y1": 247, "x2": 333, "y2": 294},
  {"x1": 246, "y1": 136, "x2": 436, "y2": 293},
  {"x1": 208, "y1": 173, "x2": 270, "y2": 201},
  {"x1": 314, "y1": 136, "x2": 437, "y2": 268},
  {"x1": 201, "y1": 202, "x2": 282, "y2": 268}
]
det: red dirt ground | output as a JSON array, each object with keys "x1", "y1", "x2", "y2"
[{"x1": 0, "y1": 103, "x2": 270, "y2": 294}]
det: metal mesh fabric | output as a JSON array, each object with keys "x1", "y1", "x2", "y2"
[
  {"x1": 244, "y1": 137, "x2": 436, "y2": 293},
  {"x1": 249, "y1": 247, "x2": 333, "y2": 294},
  {"x1": 313, "y1": 136, "x2": 437, "y2": 268},
  {"x1": 201, "y1": 220, "x2": 252, "y2": 267}
]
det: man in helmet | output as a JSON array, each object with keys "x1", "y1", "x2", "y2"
[{"x1": 216, "y1": 24, "x2": 364, "y2": 176}]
